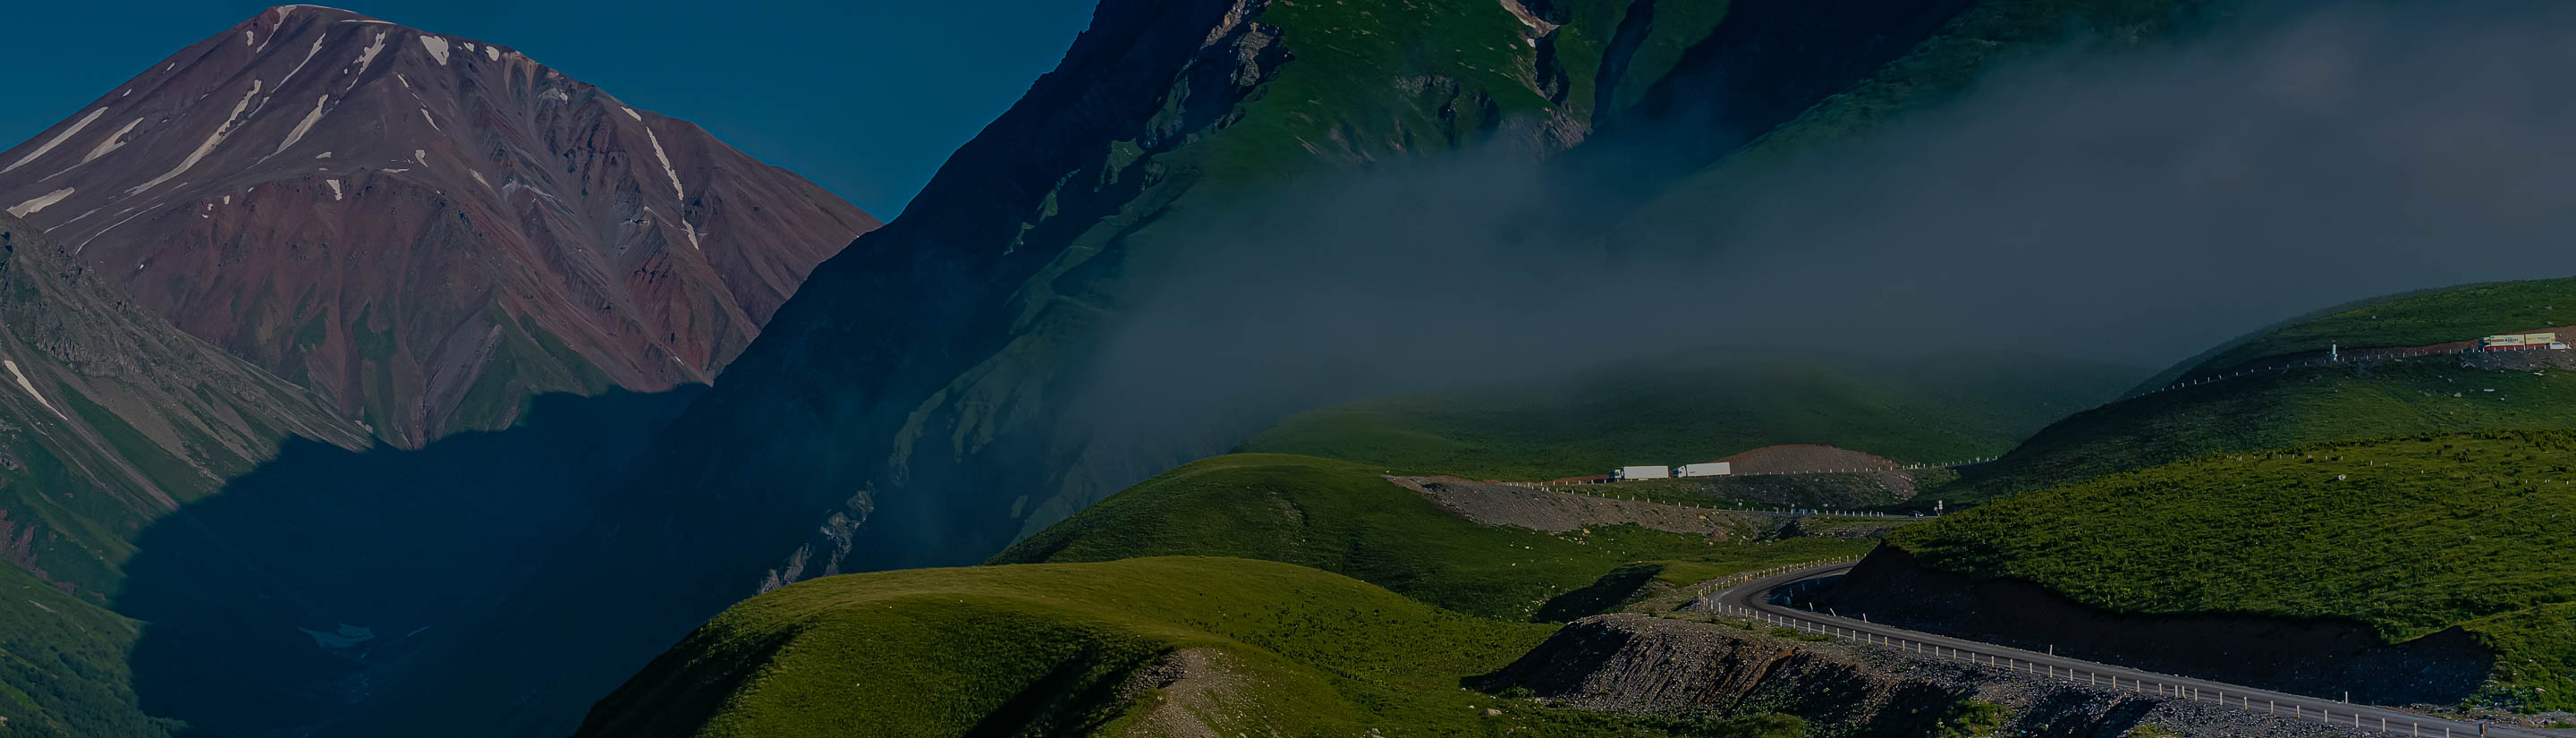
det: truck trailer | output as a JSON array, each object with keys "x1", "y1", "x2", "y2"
[
  {"x1": 1676, "y1": 462, "x2": 1733, "y2": 478},
  {"x1": 1614, "y1": 465, "x2": 1671, "y2": 481}
]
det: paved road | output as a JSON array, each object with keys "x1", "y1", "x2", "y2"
[{"x1": 1699, "y1": 563, "x2": 2572, "y2": 738}]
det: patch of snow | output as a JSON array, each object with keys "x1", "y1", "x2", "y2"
[
  {"x1": 382, "y1": 167, "x2": 410, "y2": 174},
  {"x1": 81, "y1": 118, "x2": 143, "y2": 164},
  {"x1": 326, "y1": 179, "x2": 343, "y2": 200},
  {"x1": 485, "y1": 46, "x2": 501, "y2": 62},
  {"x1": 279, "y1": 36, "x2": 326, "y2": 88},
  {"x1": 418, "y1": 35, "x2": 451, "y2": 64},
  {"x1": 469, "y1": 171, "x2": 489, "y2": 189},
  {"x1": 273, "y1": 95, "x2": 331, "y2": 156},
  {"x1": 297, "y1": 623, "x2": 376, "y2": 650},
  {"x1": 2, "y1": 107, "x2": 106, "y2": 174},
  {"x1": 129, "y1": 80, "x2": 263, "y2": 195},
  {"x1": 120, "y1": 89, "x2": 130, "y2": 98},
  {"x1": 79, "y1": 204, "x2": 164, "y2": 252},
  {"x1": 623, "y1": 106, "x2": 641, "y2": 121},
  {"x1": 3, "y1": 361, "x2": 65, "y2": 420},
  {"x1": 419, "y1": 108, "x2": 439, "y2": 131},
  {"x1": 414, "y1": 148, "x2": 428, "y2": 164},
  {"x1": 538, "y1": 88, "x2": 569, "y2": 103},
  {"x1": 244, "y1": 30, "x2": 256, "y2": 47},
  {"x1": 644, "y1": 128, "x2": 683, "y2": 200},
  {"x1": 464, "y1": 42, "x2": 476, "y2": 52},
  {"x1": 350, "y1": 31, "x2": 387, "y2": 79},
  {"x1": 221, "y1": 195, "x2": 232, "y2": 205},
  {"x1": 6, "y1": 189, "x2": 75, "y2": 217},
  {"x1": 396, "y1": 73, "x2": 410, "y2": 89},
  {"x1": 681, "y1": 219, "x2": 700, "y2": 249},
  {"x1": 315, "y1": 151, "x2": 332, "y2": 158}
]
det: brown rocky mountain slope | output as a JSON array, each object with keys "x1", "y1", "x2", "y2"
[{"x1": 0, "y1": 4, "x2": 879, "y2": 445}]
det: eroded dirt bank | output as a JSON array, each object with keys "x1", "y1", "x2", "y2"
[
  {"x1": 1475, "y1": 613, "x2": 2360, "y2": 738},
  {"x1": 1811, "y1": 548, "x2": 2494, "y2": 708}
]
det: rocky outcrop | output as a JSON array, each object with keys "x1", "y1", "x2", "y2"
[
  {"x1": 1477, "y1": 614, "x2": 2360, "y2": 738},
  {"x1": 1816, "y1": 547, "x2": 2496, "y2": 708}
]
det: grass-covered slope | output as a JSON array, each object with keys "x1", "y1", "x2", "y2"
[
  {"x1": 2175, "y1": 277, "x2": 2576, "y2": 383},
  {"x1": 571, "y1": 556, "x2": 1797, "y2": 738},
  {"x1": 994, "y1": 454, "x2": 1869, "y2": 621},
  {"x1": 1945, "y1": 277, "x2": 2576, "y2": 500},
  {"x1": 0, "y1": 563, "x2": 165, "y2": 738},
  {"x1": 1237, "y1": 351, "x2": 2138, "y2": 480},
  {"x1": 1888, "y1": 429, "x2": 2576, "y2": 709}
]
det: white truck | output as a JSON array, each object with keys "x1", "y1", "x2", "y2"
[
  {"x1": 1614, "y1": 465, "x2": 1671, "y2": 481},
  {"x1": 1676, "y1": 462, "x2": 1733, "y2": 478}
]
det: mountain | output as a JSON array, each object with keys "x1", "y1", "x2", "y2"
[
  {"x1": 204, "y1": 0, "x2": 2234, "y2": 734},
  {"x1": 0, "y1": 214, "x2": 366, "y2": 599},
  {"x1": 0, "y1": 5, "x2": 878, "y2": 445},
  {"x1": 0, "y1": 213, "x2": 367, "y2": 737}
]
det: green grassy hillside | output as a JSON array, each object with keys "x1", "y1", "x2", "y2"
[
  {"x1": 571, "y1": 556, "x2": 1801, "y2": 738},
  {"x1": 1888, "y1": 429, "x2": 2576, "y2": 709},
  {"x1": 1945, "y1": 277, "x2": 2576, "y2": 501},
  {"x1": 1236, "y1": 351, "x2": 2139, "y2": 481},
  {"x1": 994, "y1": 454, "x2": 1869, "y2": 621},
  {"x1": 2179, "y1": 277, "x2": 2576, "y2": 381},
  {"x1": 0, "y1": 564, "x2": 164, "y2": 738}
]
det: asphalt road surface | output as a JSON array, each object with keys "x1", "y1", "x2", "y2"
[{"x1": 1699, "y1": 563, "x2": 2572, "y2": 738}]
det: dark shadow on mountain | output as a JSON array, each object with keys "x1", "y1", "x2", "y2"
[{"x1": 115, "y1": 386, "x2": 702, "y2": 737}]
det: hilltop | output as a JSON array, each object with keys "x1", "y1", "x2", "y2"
[
  {"x1": 569, "y1": 556, "x2": 1804, "y2": 738},
  {"x1": 1942, "y1": 276, "x2": 2576, "y2": 500},
  {"x1": 992, "y1": 454, "x2": 1873, "y2": 622},
  {"x1": 1236, "y1": 350, "x2": 2137, "y2": 482}
]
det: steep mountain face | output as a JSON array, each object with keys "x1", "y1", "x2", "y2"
[
  {"x1": 0, "y1": 5, "x2": 878, "y2": 445},
  {"x1": 0, "y1": 214, "x2": 365, "y2": 601},
  {"x1": 0, "y1": 213, "x2": 368, "y2": 737}
]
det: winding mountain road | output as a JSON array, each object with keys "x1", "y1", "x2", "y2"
[{"x1": 1699, "y1": 563, "x2": 2571, "y2": 738}]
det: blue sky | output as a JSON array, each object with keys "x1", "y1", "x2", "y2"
[{"x1": 3, "y1": 1, "x2": 1096, "y2": 216}]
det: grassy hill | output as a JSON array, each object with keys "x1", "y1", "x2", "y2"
[
  {"x1": 994, "y1": 454, "x2": 1870, "y2": 621},
  {"x1": 2154, "y1": 277, "x2": 2576, "y2": 387},
  {"x1": 1236, "y1": 351, "x2": 2140, "y2": 481},
  {"x1": 1942, "y1": 277, "x2": 2576, "y2": 501},
  {"x1": 570, "y1": 556, "x2": 1803, "y2": 738},
  {"x1": 1886, "y1": 429, "x2": 2576, "y2": 710}
]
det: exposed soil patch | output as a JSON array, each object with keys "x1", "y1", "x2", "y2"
[
  {"x1": 1813, "y1": 548, "x2": 2495, "y2": 708},
  {"x1": 1720, "y1": 445, "x2": 1903, "y2": 475},
  {"x1": 1476, "y1": 613, "x2": 2364, "y2": 738},
  {"x1": 1391, "y1": 477, "x2": 1748, "y2": 539}
]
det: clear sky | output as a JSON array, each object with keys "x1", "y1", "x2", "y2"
[{"x1": 2, "y1": 1, "x2": 1096, "y2": 216}]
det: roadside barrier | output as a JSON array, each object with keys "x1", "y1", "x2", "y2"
[{"x1": 1699, "y1": 561, "x2": 2516, "y2": 738}]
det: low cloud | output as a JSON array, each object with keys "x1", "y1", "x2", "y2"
[{"x1": 1055, "y1": 0, "x2": 2576, "y2": 501}]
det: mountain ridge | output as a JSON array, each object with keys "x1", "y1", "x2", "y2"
[{"x1": 0, "y1": 4, "x2": 879, "y2": 445}]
